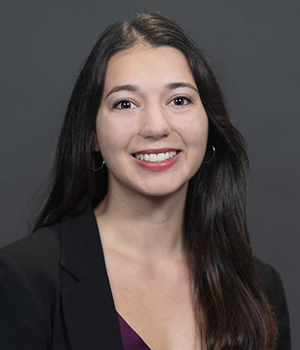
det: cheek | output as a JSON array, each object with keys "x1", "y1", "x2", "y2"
[
  {"x1": 186, "y1": 116, "x2": 209, "y2": 173},
  {"x1": 175, "y1": 112, "x2": 209, "y2": 148},
  {"x1": 96, "y1": 117, "x2": 136, "y2": 158}
]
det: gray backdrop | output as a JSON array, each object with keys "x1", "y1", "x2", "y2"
[{"x1": 0, "y1": 0, "x2": 299, "y2": 347}]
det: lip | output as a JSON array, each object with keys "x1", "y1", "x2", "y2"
[
  {"x1": 132, "y1": 148, "x2": 180, "y2": 155},
  {"x1": 132, "y1": 150, "x2": 181, "y2": 172}
]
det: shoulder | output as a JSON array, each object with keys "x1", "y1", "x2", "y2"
[
  {"x1": 255, "y1": 257, "x2": 286, "y2": 305},
  {"x1": 0, "y1": 223, "x2": 62, "y2": 312},
  {"x1": 0, "y1": 223, "x2": 61, "y2": 279},
  {"x1": 255, "y1": 257, "x2": 291, "y2": 350},
  {"x1": 0, "y1": 223, "x2": 62, "y2": 347}
]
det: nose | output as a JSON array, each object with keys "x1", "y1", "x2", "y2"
[{"x1": 139, "y1": 104, "x2": 171, "y2": 139}]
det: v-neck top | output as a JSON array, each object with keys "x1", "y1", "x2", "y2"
[{"x1": 117, "y1": 312, "x2": 152, "y2": 350}]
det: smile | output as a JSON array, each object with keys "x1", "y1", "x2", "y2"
[
  {"x1": 131, "y1": 149, "x2": 181, "y2": 172},
  {"x1": 133, "y1": 151, "x2": 178, "y2": 162}
]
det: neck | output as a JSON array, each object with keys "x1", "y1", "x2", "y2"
[{"x1": 94, "y1": 180, "x2": 188, "y2": 264}]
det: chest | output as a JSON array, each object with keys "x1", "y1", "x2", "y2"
[{"x1": 103, "y1": 248, "x2": 201, "y2": 350}]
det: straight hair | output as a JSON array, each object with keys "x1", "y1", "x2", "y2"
[{"x1": 32, "y1": 11, "x2": 278, "y2": 349}]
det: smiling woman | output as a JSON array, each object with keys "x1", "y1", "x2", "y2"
[
  {"x1": 0, "y1": 11, "x2": 290, "y2": 350},
  {"x1": 93, "y1": 45, "x2": 208, "y2": 197}
]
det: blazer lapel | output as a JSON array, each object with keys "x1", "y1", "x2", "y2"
[{"x1": 59, "y1": 206, "x2": 123, "y2": 350}]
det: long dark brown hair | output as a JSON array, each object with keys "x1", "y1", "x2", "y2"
[{"x1": 32, "y1": 11, "x2": 278, "y2": 349}]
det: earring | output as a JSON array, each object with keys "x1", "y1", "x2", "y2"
[
  {"x1": 93, "y1": 160, "x2": 106, "y2": 171},
  {"x1": 92, "y1": 149, "x2": 106, "y2": 171},
  {"x1": 203, "y1": 143, "x2": 216, "y2": 164}
]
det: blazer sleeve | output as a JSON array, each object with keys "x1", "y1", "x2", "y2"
[{"x1": 0, "y1": 253, "x2": 48, "y2": 349}]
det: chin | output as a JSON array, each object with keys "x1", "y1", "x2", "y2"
[{"x1": 135, "y1": 182, "x2": 187, "y2": 198}]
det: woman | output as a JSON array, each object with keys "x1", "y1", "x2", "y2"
[{"x1": 0, "y1": 11, "x2": 291, "y2": 350}]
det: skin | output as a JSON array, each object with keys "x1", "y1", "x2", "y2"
[
  {"x1": 94, "y1": 44, "x2": 208, "y2": 262},
  {"x1": 93, "y1": 45, "x2": 208, "y2": 349}
]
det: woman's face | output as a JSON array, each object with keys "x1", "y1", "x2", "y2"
[{"x1": 94, "y1": 45, "x2": 208, "y2": 197}]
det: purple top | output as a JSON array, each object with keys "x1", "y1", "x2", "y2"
[{"x1": 117, "y1": 312, "x2": 151, "y2": 350}]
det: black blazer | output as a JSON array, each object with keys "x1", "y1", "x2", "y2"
[{"x1": 0, "y1": 207, "x2": 291, "y2": 350}]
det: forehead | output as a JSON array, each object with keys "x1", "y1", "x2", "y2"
[{"x1": 103, "y1": 45, "x2": 196, "y2": 90}]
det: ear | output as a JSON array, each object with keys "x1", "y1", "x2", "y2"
[{"x1": 91, "y1": 133, "x2": 101, "y2": 152}]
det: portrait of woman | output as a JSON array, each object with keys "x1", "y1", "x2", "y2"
[{"x1": 0, "y1": 11, "x2": 291, "y2": 350}]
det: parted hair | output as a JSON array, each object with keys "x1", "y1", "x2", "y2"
[{"x1": 33, "y1": 11, "x2": 278, "y2": 350}]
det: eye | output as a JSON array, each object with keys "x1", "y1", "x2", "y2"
[
  {"x1": 113, "y1": 100, "x2": 137, "y2": 110},
  {"x1": 169, "y1": 96, "x2": 192, "y2": 107}
]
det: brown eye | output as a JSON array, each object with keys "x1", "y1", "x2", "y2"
[
  {"x1": 170, "y1": 96, "x2": 192, "y2": 106},
  {"x1": 113, "y1": 100, "x2": 137, "y2": 110}
]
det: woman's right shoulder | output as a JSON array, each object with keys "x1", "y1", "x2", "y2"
[
  {"x1": 0, "y1": 223, "x2": 63, "y2": 348},
  {"x1": 0, "y1": 222, "x2": 62, "y2": 283}
]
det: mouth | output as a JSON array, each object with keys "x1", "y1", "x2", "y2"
[{"x1": 131, "y1": 149, "x2": 181, "y2": 162}]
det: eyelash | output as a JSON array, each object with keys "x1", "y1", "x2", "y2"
[{"x1": 112, "y1": 96, "x2": 193, "y2": 110}]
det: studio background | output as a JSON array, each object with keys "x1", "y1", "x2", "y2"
[{"x1": 0, "y1": 0, "x2": 298, "y2": 347}]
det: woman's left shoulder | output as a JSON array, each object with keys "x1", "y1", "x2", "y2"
[
  {"x1": 255, "y1": 258, "x2": 286, "y2": 300},
  {"x1": 255, "y1": 257, "x2": 292, "y2": 350}
]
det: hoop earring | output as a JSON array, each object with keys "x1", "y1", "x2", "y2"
[
  {"x1": 92, "y1": 149, "x2": 106, "y2": 171},
  {"x1": 93, "y1": 160, "x2": 106, "y2": 171},
  {"x1": 203, "y1": 143, "x2": 216, "y2": 164}
]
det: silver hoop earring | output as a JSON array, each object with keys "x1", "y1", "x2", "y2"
[
  {"x1": 93, "y1": 160, "x2": 106, "y2": 171},
  {"x1": 203, "y1": 143, "x2": 216, "y2": 164},
  {"x1": 92, "y1": 149, "x2": 106, "y2": 171}
]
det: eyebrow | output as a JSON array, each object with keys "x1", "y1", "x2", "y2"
[{"x1": 105, "y1": 82, "x2": 199, "y2": 99}]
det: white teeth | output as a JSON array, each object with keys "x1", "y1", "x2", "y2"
[
  {"x1": 134, "y1": 151, "x2": 178, "y2": 162},
  {"x1": 157, "y1": 153, "x2": 165, "y2": 161},
  {"x1": 149, "y1": 154, "x2": 157, "y2": 162}
]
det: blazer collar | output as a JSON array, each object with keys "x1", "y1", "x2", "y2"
[
  {"x1": 59, "y1": 206, "x2": 124, "y2": 350},
  {"x1": 60, "y1": 205, "x2": 106, "y2": 280}
]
